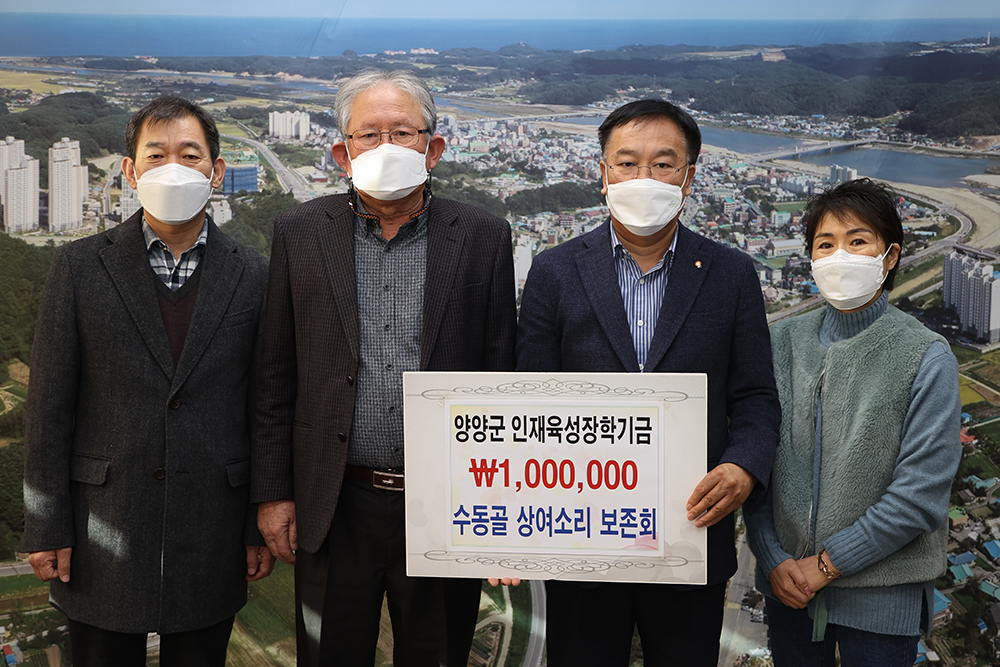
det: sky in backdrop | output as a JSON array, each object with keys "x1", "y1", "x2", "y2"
[{"x1": 3, "y1": 0, "x2": 1000, "y2": 20}]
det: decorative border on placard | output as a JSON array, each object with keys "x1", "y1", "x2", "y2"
[
  {"x1": 423, "y1": 550, "x2": 697, "y2": 575},
  {"x1": 420, "y1": 378, "x2": 694, "y2": 401}
]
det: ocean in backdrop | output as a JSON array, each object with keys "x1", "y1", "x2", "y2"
[{"x1": 2, "y1": 14, "x2": 1000, "y2": 57}]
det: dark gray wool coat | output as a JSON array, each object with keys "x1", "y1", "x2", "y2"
[{"x1": 20, "y1": 210, "x2": 268, "y2": 634}]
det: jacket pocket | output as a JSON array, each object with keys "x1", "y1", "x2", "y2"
[
  {"x1": 69, "y1": 453, "x2": 110, "y2": 486},
  {"x1": 449, "y1": 282, "x2": 483, "y2": 302},
  {"x1": 227, "y1": 457, "x2": 251, "y2": 487},
  {"x1": 219, "y1": 307, "x2": 255, "y2": 328}
]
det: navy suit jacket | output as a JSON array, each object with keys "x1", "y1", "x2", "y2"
[{"x1": 516, "y1": 219, "x2": 780, "y2": 584}]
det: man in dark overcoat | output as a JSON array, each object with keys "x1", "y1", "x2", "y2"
[
  {"x1": 252, "y1": 68, "x2": 517, "y2": 666},
  {"x1": 21, "y1": 97, "x2": 273, "y2": 667}
]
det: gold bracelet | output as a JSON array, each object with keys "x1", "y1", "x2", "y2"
[{"x1": 817, "y1": 551, "x2": 839, "y2": 580}]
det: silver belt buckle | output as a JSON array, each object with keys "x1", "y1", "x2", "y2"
[{"x1": 373, "y1": 469, "x2": 404, "y2": 491}]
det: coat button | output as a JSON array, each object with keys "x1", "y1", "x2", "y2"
[
  {"x1": 347, "y1": 376, "x2": 354, "y2": 386},
  {"x1": 154, "y1": 469, "x2": 166, "y2": 480},
  {"x1": 338, "y1": 432, "x2": 347, "y2": 443},
  {"x1": 169, "y1": 398, "x2": 181, "y2": 409}
]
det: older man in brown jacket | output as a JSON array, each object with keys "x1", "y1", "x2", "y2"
[{"x1": 252, "y1": 69, "x2": 516, "y2": 667}]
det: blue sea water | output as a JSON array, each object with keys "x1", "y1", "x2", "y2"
[{"x1": 2, "y1": 14, "x2": 1000, "y2": 57}]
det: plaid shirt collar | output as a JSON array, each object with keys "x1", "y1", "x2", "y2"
[{"x1": 142, "y1": 217, "x2": 210, "y2": 291}]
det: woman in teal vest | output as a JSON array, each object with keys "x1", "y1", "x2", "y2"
[{"x1": 746, "y1": 178, "x2": 961, "y2": 666}]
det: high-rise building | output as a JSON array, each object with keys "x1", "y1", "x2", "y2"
[
  {"x1": 514, "y1": 236, "x2": 534, "y2": 289},
  {"x1": 4, "y1": 155, "x2": 39, "y2": 233},
  {"x1": 269, "y1": 111, "x2": 310, "y2": 140},
  {"x1": 0, "y1": 136, "x2": 26, "y2": 207},
  {"x1": 48, "y1": 137, "x2": 88, "y2": 232},
  {"x1": 220, "y1": 147, "x2": 260, "y2": 194},
  {"x1": 222, "y1": 166, "x2": 258, "y2": 194},
  {"x1": 119, "y1": 177, "x2": 141, "y2": 224},
  {"x1": 944, "y1": 249, "x2": 1000, "y2": 343},
  {"x1": 828, "y1": 164, "x2": 858, "y2": 183},
  {"x1": 209, "y1": 199, "x2": 232, "y2": 225}
]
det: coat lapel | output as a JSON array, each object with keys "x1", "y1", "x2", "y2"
[
  {"x1": 421, "y1": 198, "x2": 463, "y2": 369},
  {"x1": 644, "y1": 224, "x2": 711, "y2": 371},
  {"x1": 317, "y1": 199, "x2": 360, "y2": 362},
  {"x1": 99, "y1": 214, "x2": 175, "y2": 380},
  {"x1": 577, "y1": 220, "x2": 641, "y2": 372},
  {"x1": 170, "y1": 221, "x2": 243, "y2": 392}
]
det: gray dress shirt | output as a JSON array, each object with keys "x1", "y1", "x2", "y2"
[{"x1": 348, "y1": 203, "x2": 428, "y2": 469}]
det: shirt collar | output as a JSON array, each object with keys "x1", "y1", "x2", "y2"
[
  {"x1": 142, "y1": 216, "x2": 210, "y2": 252},
  {"x1": 609, "y1": 218, "x2": 679, "y2": 263},
  {"x1": 352, "y1": 191, "x2": 431, "y2": 240}
]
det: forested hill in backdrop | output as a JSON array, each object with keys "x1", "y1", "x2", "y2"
[{"x1": 53, "y1": 38, "x2": 1000, "y2": 139}]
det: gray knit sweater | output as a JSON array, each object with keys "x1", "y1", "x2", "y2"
[{"x1": 746, "y1": 293, "x2": 961, "y2": 636}]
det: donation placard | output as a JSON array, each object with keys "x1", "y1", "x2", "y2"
[{"x1": 403, "y1": 373, "x2": 708, "y2": 584}]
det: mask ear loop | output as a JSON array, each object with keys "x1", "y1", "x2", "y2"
[
  {"x1": 679, "y1": 163, "x2": 691, "y2": 191},
  {"x1": 675, "y1": 162, "x2": 692, "y2": 216},
  {"x1": 878, "y1": 243, "x2": 898, "y2": 286},
  {"x1": 421, "y1": 136, "x2": 433, "y2": 195}
]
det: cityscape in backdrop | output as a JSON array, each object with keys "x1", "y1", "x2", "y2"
[{"x1": 3, "y1": 5, "x2": 1000, "y2": 666}]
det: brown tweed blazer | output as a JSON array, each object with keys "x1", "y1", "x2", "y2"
[{"x1": 251, "y1": 194, "x2": 516, "y2": 553}]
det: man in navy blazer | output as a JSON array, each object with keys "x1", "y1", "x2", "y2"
[{"x1": 516, "y1": 99, "x2": 780, "y2": 666}]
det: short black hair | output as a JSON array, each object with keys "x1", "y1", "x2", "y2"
[
  {"x1": 598, "y1": 99, "x2": 702, "y2": 166},
  {"x1": 125, "y1": 97, "x2": 220, "y2": 162},
  {"x1": 804, "y1": 178, "x2": 904, "y2": 290}
]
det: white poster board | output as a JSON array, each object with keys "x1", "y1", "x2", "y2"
[{"x1": 403, "y1": 372, "x2": 708, "y2": 584}]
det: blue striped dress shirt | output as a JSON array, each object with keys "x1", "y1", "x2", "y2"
[{"x1": 610, "y1": 222, "x2": 677, "y2": 371}]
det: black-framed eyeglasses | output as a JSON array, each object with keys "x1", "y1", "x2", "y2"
[
  {"x1": 607, "y1": 161, "x2": 689, "y2": 182},
  {"x1": 347, "y1": 126, "x2": 430, "y2": 150}
]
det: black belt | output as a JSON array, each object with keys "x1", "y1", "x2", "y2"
[{"x1": 345, "y1": 464, "x2": 404, "y2": 491}]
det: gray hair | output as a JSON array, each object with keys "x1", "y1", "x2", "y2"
[{"x1": 335, "y1": 68, "x2": 437, "y2": 136}]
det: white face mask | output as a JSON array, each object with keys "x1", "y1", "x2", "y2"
[
  {"x1": 812, "y1": 245, "x2": 895, "y2": 311},
  {"x1": 605, "y1": 166, "x2": 689, "y2": 237},
  {"x1": 348, "y1": 143, "x2": 428, "y2": 201},
  {"x1": 135, "y1": 163, "x2": 214, "y2": 225}
]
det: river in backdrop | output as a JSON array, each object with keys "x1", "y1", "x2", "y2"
[
  {"x1": 561, "y1": 116, "x2": 1000, "y2": 190},
  {"x1": 6, "y1": 56, "x2": 997, "y2": 190}
]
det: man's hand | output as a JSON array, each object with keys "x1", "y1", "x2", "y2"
[
  {"x1": 686, "y1": 463, "x2": 756, "y2": 528},
  {"x1": 28, "y1": 547, "x2": 72, "y2": 583},
  {"x1": 246, "y1": 545, "x2": 277, "y2": 582},
  {"x1": 768, "y1": 558, "x2": 814, "y2": 609},
  {"x1": 258, "y1": 500, "x2": 298, "y2": 564},
  {"x1": 487, "y1": 577, "x2": 522, "y2": 587}
]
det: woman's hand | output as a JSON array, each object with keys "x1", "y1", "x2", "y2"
[
  {"x1": 768, "y1": 558, "x2": 814, "y2": 609},
  {"x1": 792, "y1": 550, "x2": 841, "y2": 597}
]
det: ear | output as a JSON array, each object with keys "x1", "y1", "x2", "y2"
[
  {"x1": 122, "y1": 157, "x2": 138, "y2": 189},
  {"x1": 885, "y1": 242, "x2": 901, "y2": 272},
  {"x1": 331, "y1": 141, "x2": 351, "y2": 173},
  {"x1": 211, "y1": 157, "x2": 226, "y2": 189},
  {"x1": 425, "y1": 135, "x2": 447, "y2": 170},
  {"x1": 682, "y1": 164, "x2": 696, "y2": 197},
  {"x1": 600, "y1": 160, "x2": 608, "y2": 196}
]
